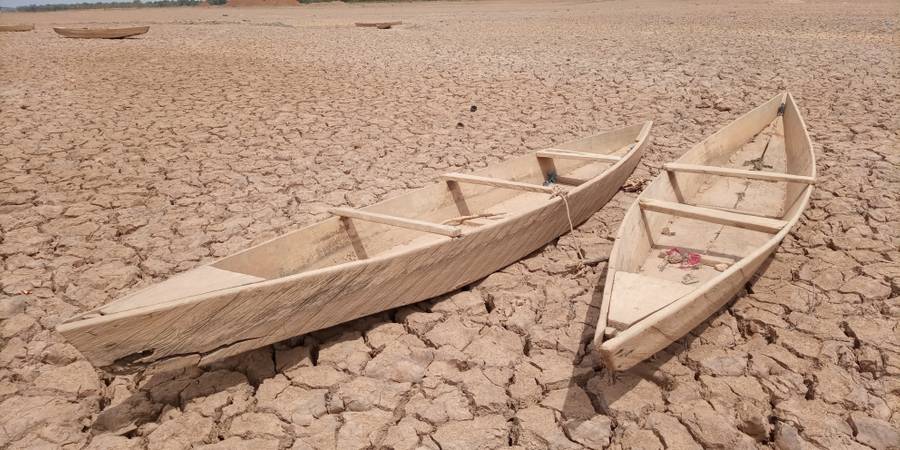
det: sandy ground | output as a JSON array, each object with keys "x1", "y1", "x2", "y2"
[{"x1": 1, "y1": 0, "x2": 898, "y2": 448}]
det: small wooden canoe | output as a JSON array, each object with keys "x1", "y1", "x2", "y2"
[
  {"x1": 53, "y1": 26, "x2": 149, "y2": 39},
  {"x1": 59, "y1": 122, "x2": 653, "y2": 372},
  {"x1": 0, "y1": 24, "x2": 34, "y2": 32},
  {"x1": 594, "y1": 93, "x2": 814, "y2": 371},
  {"x1": 355, "y1": 21, "x2": 402, "y2": 29}
]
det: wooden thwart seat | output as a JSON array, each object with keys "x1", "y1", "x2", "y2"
[
  {"x1": 536, "y1": 149, "x2": 622, "y2": 163},
  {"x1": 331, "y1": 208, "x2": 462, "y2": 237},
  {"x1": 639, "y1": 199, "x2": 787, "y2": 233},
  {"x1": 664, "y1": 163, "x2": 815, "y2": 184},
  {"x1": 442, "y1": 173, "x2": 556, "y2": 194}
]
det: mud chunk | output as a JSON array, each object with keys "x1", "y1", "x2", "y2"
[
  {"x1": 336, "y1": 376, "x2": 411, "y2": 412},
  {"x1": 587, "y1": 372, "x2": 664, "y2": 421},
  {"x1": 274, "y1": 345, "x2": 312, "y2": 372},
  {"x1": 541, "y1": 385, "x2": 595, "y2": 420},
  {"x1": 336, "y1": 410, "x2": 393, "y2": 450},
  {"x1": 94, "y1": 392, "x2": 162, "y2": 434},
  {"x1": 678, "y1": 400, "x2": 757, "y2": 449},
  {"x1": 646, "y1": 412, "x2": 702, "y2": 450},
  {"x1": 840, "y1": 276, "x2": 891, "y2": 301},
  {"x1": 429, "y1": 290, "x2": 487, "y2": 316},
  {"x1": 424, "y1": 316, "x2": 478, "y2": 350},
  {"x1": 1, "y1": 313, "x2": 37, "y2": 339},
  {"x1": 34, "y1": 361, "x2": 102, "y2": 398},
  {"x1": 40, "y1": 342, "x2": 81, "y2": 365},
  {"x1": 285, "y1": 365, "x2": 350, "y2": 388},
  {"x1": 432, "y1": 415, "x2": 508, "y2": 450},
  {"x1": 687, "y1": 345, "x2": 748, "y2": 376},
  {"x1": 463, "y1": 326, "x2": 523, "y2": 367},
  {"x1": 381, "y1": 417, "x2": 423, "y2": 450},
  {"x1": 196, "y1": 437, "x2": 280, "y2": 450},
  {"x1": 619, "y1": 424, "x2": 665, "y2": 450},
  {"x1": 0, "y1": 295, "x2": 26, "y2": 319},
  {"x1": 363, "y1": 339, "x2": 433, "y2": 383},
  {"x1": 317, "y1": 332, "x2": 371, "y2": 374},
  {"x1": 516, "y1": 406, "x2": 579, "y2": 449},
  {"x1": 565, "y1": 415, "x2": 613, "y2": 449},
  {"x1": 849, "y1": 412, "x2": 900, "y2": 450},
  {"x1": 180, "y1": 370, "x2": 248, "y2": 402},
  {"x1": 406, "y1": 388, "x2": 472, "y2": 424},
  {"x1": 146, "y1": 411, "x2": 214, "y2": 450},
  {"x1": 774, "y1": 422, "x2": 812, "y2": 450},
  {"x1": 86, "y1": 434, "x2": 143, "y2": 450},
  {"x1": 229, "y1": 412, "x2": 287, "y2": 440},
  {"x1": 363, "y1": 321, "x2": 406, "y2": 348},
  {"x1": 0, "y1": 396, "x2": 86, "y2": 448}
]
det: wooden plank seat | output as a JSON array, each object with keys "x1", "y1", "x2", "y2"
[
  {"x1": 639, "y1": 199, "x2": 787, "y2": 233},
  {"x1": 331, "y1": 208, "x2": 462, "y2": 237},
  {"x1": 664, "y1": 163, "x2": 816, "y2": 184},
  {"x1": 442, "y1": 173, "x2": 559, "y2": 194},
  {"x1": 536, "y1": 149, "x2": 623, "y2": 163}
]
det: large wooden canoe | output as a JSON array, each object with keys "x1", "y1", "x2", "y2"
[
  {"x1": 0, "y1": 24, "x2": 34, "y2": 32},
  {"x1": 59, "y1": 122, "x2": 652, "y2": 372},
  {"x1": 53, "y1": 26, "x2": 149, "y2": 39},
  {"x1": 594, "y1": 93, "x2": 814, "y2": 371}
]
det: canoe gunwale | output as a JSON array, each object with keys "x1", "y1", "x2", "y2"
[
  {"x1": 58, "y1": 121, "x2": 652, "y2": 370},
  {"x1": 595, "y1": 93, "x2": 814, "y2": 371}
]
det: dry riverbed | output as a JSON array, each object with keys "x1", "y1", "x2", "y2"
[{"x1": 0, "y1": 0, "x2": 898, "y2": 448}]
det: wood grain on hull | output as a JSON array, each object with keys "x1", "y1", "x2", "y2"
[
  {"x1": 595, "y1": 93, "x2": 814, "y2": 371},
  {"x1": 59, "y1": 122, "x2": 651, "y2": 372},
  {"x1": 53, "y1": 26, "x2": 149, "y2": 39}
]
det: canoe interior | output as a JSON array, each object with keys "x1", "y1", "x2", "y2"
[
  {"x1": 98, "y1": 123, "x2": 646, "y2": 316},
  {"x1": 606, "y1": 94, "x2": 814, "y2": 330}
]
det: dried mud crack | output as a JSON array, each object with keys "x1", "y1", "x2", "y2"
[{"x1": 1, "y1": 0, "x2": 898, "y2": 449}]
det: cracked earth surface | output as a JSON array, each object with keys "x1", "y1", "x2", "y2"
[{"x1": 1, "y1": 0, "x2": 898, "y2": 448}]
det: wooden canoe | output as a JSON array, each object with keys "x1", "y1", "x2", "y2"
[
  {"x1": 0, "y1": 24, "x2": 34, "y2": 32},
  {"x1": 53, "y1": 26, "x2": 149, "y2": 39},
  {"x1": 355, "y1": 21, "x2": 402, "y2": 29},
  {"x1": 594, "y1": 93, "x2": 814, "y2": 371},
  {"x1": 59, "y1": 122, "x2": 653, "y2": 372}
]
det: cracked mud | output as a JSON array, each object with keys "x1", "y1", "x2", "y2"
[{"x1": 1, "y1": 0, "x2": 898, "y2": 449}]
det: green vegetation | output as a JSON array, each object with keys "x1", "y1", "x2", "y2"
[{"x1": 16, "y1": 0, "x2": 198, "y2": 12}]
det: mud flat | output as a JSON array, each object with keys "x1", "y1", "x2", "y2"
[{"x1": 0, "y1": 0, "x2": 898, "y2": 448}]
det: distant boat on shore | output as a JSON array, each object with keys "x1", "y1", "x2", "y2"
[
  {"x1": 53, "y1": 26, "x2": 149, "y2": 39},
  {"x1": 0, "y1": 24, "x2": 34, "y2": 32}
]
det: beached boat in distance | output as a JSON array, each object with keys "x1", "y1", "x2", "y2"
[
  {"x1": 0, "y1": 24, "x2": 34, "y2": 32},
  {"x1": 53, "y1": 26, "x2": 149, "y2": 39},
  {"x1": 355, "y1": 21, "x2": 402, "y2": 29},
  {"x1": 594, "y1": 93, "x2": 814, "y2": 371},
  {"x1": 59, "y1": 122, "x2": 652, "y2": 373}
]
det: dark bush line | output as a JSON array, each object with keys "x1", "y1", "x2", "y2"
[{"x1": 16, "y1": 0, "x2": 199, "y2": 12}]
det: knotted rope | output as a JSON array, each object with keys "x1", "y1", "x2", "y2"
[{"x1": 549, "y1": 185, "x2": 587, "y2": 268}]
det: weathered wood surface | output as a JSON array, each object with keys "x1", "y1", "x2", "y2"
[
  {"x1": 331, "y1": 207, "x2": 462, "y2": 237},
  {"x1": 594, "y1": 93, "x2": 814, "y2": 371},
  {"x1": 663, "y1": 162, "x2": 816, "y2": 184},
  {"x1": 639, "y1": 198, "x2": 787, "y2": 233},
  {"x1": 58, "y1": 122, "x2": 652, "y2": 372},
  {"x1": 53, "y1": 26, "x2": 149, "y2": 39},
  {"x1": 441, "y1": 172, "x2": 556, "y2": 194},
  {"x1": 536, "y1": 149, "x2": 622, "y2": 162}
]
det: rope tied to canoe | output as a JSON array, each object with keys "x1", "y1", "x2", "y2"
[{"x1": 549, "y1": 185, "x2": 586, "y2": 267}]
